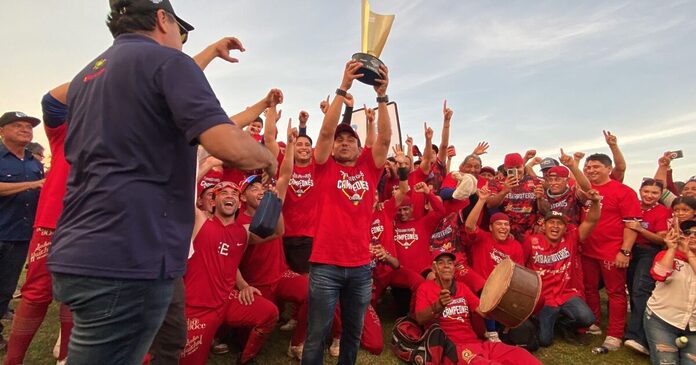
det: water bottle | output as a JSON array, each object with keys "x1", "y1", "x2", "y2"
[
  {"x1": 676, "y1": 336, "x2": 689, "y2": 349},
  {"x1": 591, "y1": 346, "x2": 609, "y2": 354}
]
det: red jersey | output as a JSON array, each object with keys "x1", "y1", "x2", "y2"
[
  {"x1": 34, "y1": 124, "x2": 68, "y2": 229},
  {"x1": 524, "y1": 227, "x2": 581, "y2": 307},
  {"x1": 542, "y1": 186, "x2": 583, "y2": 226},
  {"x1": 283, "y1": 161, "x2": 319, "y2": 237},
  {"x1": 415, "y1": 280, "x2": 480, "y2": 344},
  {"x1": 185, "y1": 217, "x2": 248, "y2": 309},
  {"x1": 237, "y1": 211, "x2": 287, "y2": 286},
  {"x1": 462, "y1": 227, "x2": 524, "y2": 278},
  {"x1": 221, "y1": 167, "x2": 250, "y2": 186},
  {"x1": 636, "y1": 204, "x2": 671, "y2": 246},
  {"x1": 379, "y1": 174, "x2": 399, "y2": 202},
  {"x1": 582, "y1": 180, "x2": 642, "y2": 261},
  {"x1": 393, "y1": 192, "x2": 445, "y2": 274},
  {"x1": 440, "y1": 174, "x2": 488, "y2": 216},
  {"x1": 489, "y1": 175, "x2": 540, "y2": 239},
  {"x1": 370, "y1": 198, "x2": 398, "y2": 280},
  {"x1": 310, "y1": 148, "x2": 382, "y2": 266}
]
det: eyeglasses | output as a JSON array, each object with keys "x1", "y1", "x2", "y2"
[{"x1": 684, "y1": 230, "x2": 696, "y2": 237}]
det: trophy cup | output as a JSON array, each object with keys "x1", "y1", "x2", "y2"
[{"x1": 352, "y1": 0, "x2": 395, "y2": 86}]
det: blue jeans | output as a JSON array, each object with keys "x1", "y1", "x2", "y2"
[
  {"x1": 537, "y1": 296, "x2": 595, "y2": 347},
  {"x1": 626, "y1": 244, "x2": 660, "y2": 347},
  {"x1": 0, "y1": 240, "x2": 29, "y2": 332},
  {"x1": 52, "y1": 273, "x2": 174, "y2": 365},
  {"x1": 644, "y1": 308, "x2": 696, "y2": 365},
  {"x1": 301, "y1": 263, "x2": 372, "y2": 365}
]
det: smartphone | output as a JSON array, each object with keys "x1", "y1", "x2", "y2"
[
  {"x1": 447, "y1": 145, "x2": 456, "y2": 157},
  {"x1": 506, "y1": 168, "x2": 518, "y2": 178},
  {"x1": 412, "y1": 145, "x2": 422, "y2": 157},
  {"x1": 669, "y1": 150, "x2": 684, "y2": 159}
]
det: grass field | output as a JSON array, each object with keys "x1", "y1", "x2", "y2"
[{"x1": 1, "y1": 277, "x2": 651, "y2": 365}]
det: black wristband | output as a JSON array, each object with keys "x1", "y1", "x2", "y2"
[
  {"x1": 376, "y1": 95, "x2": 389, "y2": 103},
  {"x1": 336, "y1": 88, "x2": 347, "y2": 97},
  {"x1": 397, "y1": 167, "x2": 409, "y2": 181}
]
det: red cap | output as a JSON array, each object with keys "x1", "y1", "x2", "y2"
[
  {"x1": 398, "y1": 195, "x2": 412, "y2": 207},
  {"x1": 239, "y1": 175, "x2": 263, "y2": 193},
  {"x1": 197, "y1": 170, "x2": 223, "y2": 197},
  {"x1": 480, "y1": 166, "x2": 496, "y2": 176},
  {"x1": 431, "y1": 247, "x2": 456, "y2": 261},
  {"x1": 503, "y1": 153, "x2": 524, "y2": 168},
  {"x1": 334, "y1": 122, "x2": 361, "y2": 146},
  {"x1": 490, "y1": 212, "x2": 510, "y2": 223},
  {"x1": 211, "y1": 181, "x2": 240, "y2": 197},
  {"x1": 547, "y1": 166, "x2": 569, "y2": 178}
]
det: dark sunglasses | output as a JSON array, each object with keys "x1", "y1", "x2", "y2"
[{"x1": 166, "y1": 12, "x2": 188, "y2": 44}]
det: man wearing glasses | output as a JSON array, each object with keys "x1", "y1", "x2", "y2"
[{"x1": 47, "y1": 1, "x2": 277, "y2": 363}]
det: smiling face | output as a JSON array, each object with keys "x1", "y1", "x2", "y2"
[
  {"x1": 543, "y1": 218, "x2": 567, "y2": 242},
  {"x1": 490, "y1": 220, "x2": 511, "y2": 241},
  {"x1": 673, "y1": 203, "x2": 696, "y2": 223},
  {"x1": 294, "y1": 136, "x2": 313, "y2": 164},
  {"x1": 332, "y1": 132, "x2": 359, "y2": 163},
  {"x1": 683, "y1": 181, "x2": 696, "y2": 198},
  {"x1": 240, "y1": 182, "x2": 265, "y2": 210},
  {"x1": 640, "y1": 185, "x2": 662, "y2": 207},
  {"x1": 247, "y1": 121, "x2": 263, "y2": 135},
  {"x1": 432, "y1": 256, "x2": 455, "y2": 281},
  {"x1": 459, "y1": 157, "x2": 482, "y2": 176},
  {"x1": 547, "y1": 175, "x2": 569, "y2": 195},
  {"x1": 397, "y1": 205, "x2": 413, "y2": 222},
  {"x1": 0, "y1": 120, "x2": 33, "y2": 146},
  {"x1": 584, "y1": 160, "x2": 612, "y2": 185},
  {"x1": 214, "y1": 187, "x2": 240, "y2": 218}
]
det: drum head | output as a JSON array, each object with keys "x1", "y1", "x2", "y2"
[{"x1": 478, "y1": 258, "x2": 515, "y2": 314}]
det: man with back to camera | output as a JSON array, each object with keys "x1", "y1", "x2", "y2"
[
  {"x1": 301, "y1": 59, "x2": 392, "y2": 365},
  {"x1": 47, "y1": 1, "x2": 277, "y2": 363}
]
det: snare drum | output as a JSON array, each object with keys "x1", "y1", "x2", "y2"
[{"x1": 478, "y1": 258, "x2": 541, "y2": 328}]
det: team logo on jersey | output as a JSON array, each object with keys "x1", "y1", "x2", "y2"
[
  {"x1": 490, "y1": 248, "x2": 509, "y2": 264},
  {"x1": 370, "y1": 218, "x2": 384, "y2": 242},
  {"x1": 394, "y1": 227, "x2": 418, "y2": 249},
  {"x1": 289, "y1": 171, "x2": 314, "y2": 196},
  {"x1": 84, "y1": 58, "x2": 107, "y2": 82},
  {"x1": 336, "y1": 170, "x2": 369, "y2": 205},
  {"x1": 442, "y1": 297, "x2": 469, "y2": 322}
]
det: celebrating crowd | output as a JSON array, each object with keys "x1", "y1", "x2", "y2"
[{"x1": 1, "y1": 1, "x2": 696, "y2": 365}]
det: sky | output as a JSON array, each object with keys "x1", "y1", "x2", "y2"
[{"x1": 1, "y1": 1, "x2": 695, "y2": 190}]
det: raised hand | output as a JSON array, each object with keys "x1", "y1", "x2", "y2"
[
  {"x1": 340, "y1": 60, "x2": 364, "y2": 91},
  {"x1": 319, "y1": 95, "x2": 330, "y2": 114},
  {"x1": 477, "y1": 186, "x2": 491, "y2": 200},
  {"x1": 212, "y1": 37, "x2": 245, "y2": 63},
  {"x1": 264, "y1": 88, "x2": 284, "y2": 108},
  {"x1": 524, "y1": 149, "x2": 537, "y2": 161},
  {"x1": 405, "y1": 135, "x2": 413, "y2": 147},
  {"x1": 364, "y1": 104, "x2": 375, "y2": 124},
  {"x1": 573, "y1": 151, "x2": 585, "y2": 163},
  {"x1": 586, "y1": 189, "x2": 602, "y2": 202},
  {"x1": 413, "y1": 182, "x2": 430, "y2": 194},
  {"x1": 287, "y1": 118, "x2": 298, "y2": 144},
  {"x1": 534, "y1": 184, "x2": 544, "y2": 199},
  {"x1": 344, "y1": 93, "x2": 355, "y2": 108},
  {"x1": 298, "y1": 111, "x2": 309, "y2": 127},
  {"x1": 603, "y1": 130, "x2": 618, "y2": 147},
  {"x1": 373, "y1": 64, "x2": 389, "y2": 96},
  {"x1": 472, "y1": 142, "x2": 489, "y2": 156},
  {"x1": 559, "y1": 148, "x2": 575, "y2": 168},
  {"x1": 424, "y1": 122, "x2": 434, "y2": 140},
  {"x1": 664, "y1": 228, "x2": 679, "y2": 250},
  {"x1": 443, "y1": 99, "x2": 453, "y2": 124},
  {"x1": 392, "y1": 144, "x2": 407, "y2": 166}
]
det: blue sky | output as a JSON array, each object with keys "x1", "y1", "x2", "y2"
[{"x1": 1, "y1": 1, "x2": 695, "y2": 189}]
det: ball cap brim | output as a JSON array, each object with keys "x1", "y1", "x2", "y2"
[{"x1": 0, "y1": 111, "x2": 40, "y2": 128}]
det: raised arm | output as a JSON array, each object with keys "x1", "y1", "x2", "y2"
[
  {"x1": 419, "y1": 122, "x2": 434, "y2": 174},
  {"x1": 263, "y1": 92, "x2": 284, "y2": 158},
  {"x1": 466, "y1": 186, "x2": 490, "y2": 232},
  {"x1": 364, "y1": 103, "x2": 376, "y2": 148},
  {"x1": 559, "y1": 148, "x2": 591, "y2": 192},
  {"x1": 372, "y1": 64, "x2": 392, "y2": 167},
  {"x1": 192, "y1": 36, "x2": 245, "y2": 71},
  {"x1": 392, "y1": 144, "x2": 410, "y2": 206},
  {"x1": 314, "y1": 60, "x2": 363, "y2": 164},
  {"x1": 199, "y1": 122, "x2": 277, "y2": 178},
  {"x1": 230, "y1": 89, "x2": 283, "y2": 129},
  {"x1": 604, "y1": 130, "x2": 626, "y2": 182},
  {"x1": 438, "y1": 100, "x2": 453, "y2": 164},
  {"x1": 578, "y1": 189, "x2": 602, "y2": 241},
  {"x1": 276, "y1": 119, "x2": 297, "y2": 201}
]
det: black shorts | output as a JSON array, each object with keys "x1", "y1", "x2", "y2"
[{"x1": 283, "y1": 236, "x2": 313, "y2": 274}]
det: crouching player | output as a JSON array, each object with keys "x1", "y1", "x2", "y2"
[{"x1": 415, "y1": 249, "x2": 541, "y2": 364}]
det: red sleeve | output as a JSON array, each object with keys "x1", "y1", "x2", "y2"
[
  {"x1": 666, "y1": 169, "x2": 678, "y2": 196},
  {"x1": 415, "y1": 281, "x2": 436, "y2": 313},
  {"x1": 383, "y1": 197, "x2": 397, "y2": 218},
  {"x1": 650, "y1": 251, "x2": 673, "y2": 282},
  {"x1": 441, "y1": 173, "x2": 458, "y2": 189},
  {"x1": 653, "y1": 208, "x2": 671, "y2": 233},
  {"x1": 521, "y1": 237, "x2": 533, "y2": 266},
  {"x1": 620, "y1": 186, "x2": 643, "y2": 219},
  {"x1": 462, "y1": 227, "x2": 486, "y2": 247},
  {"x1": 408, "y1": 168, "x2": 428, "y2": 186},
  {"x1": 424, "y1": 192, "x2": 446, "y2": 228}
]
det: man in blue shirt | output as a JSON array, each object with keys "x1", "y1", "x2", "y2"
[
  {"x1": 0, "y1": 111, "x2": 44, "y2": 350},
  {"x1": 47, "y1": 1, "x2": 277, "y2": 363}
]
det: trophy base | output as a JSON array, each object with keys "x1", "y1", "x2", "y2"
[{"x1": 351, "y1": 53, "x2": 384, "y2": 86}]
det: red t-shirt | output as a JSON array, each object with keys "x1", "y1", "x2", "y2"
[
  {"x1": 462, "y1": 227, "x2": 524, "y2": 278},
  {"x1": 370, "y1": 198, "x2": 398, "y2": 280},
  {"x1": 237, "y1": 211, "x2": 287, "y2": 286},
  {"x1": 393, "y1": 192, "x2": 445, "y2": 274},
  {"x1": 34, "y1": 124, "x2": 68, "y2": 229},
  {"x1": 184, "y1": 217, "x2": 248, "y2": 309},
  {"x1": 581, "y1": 180, "x2": 642, "y2": 261},
  {"x1": 283, "y1": 161, "x2": 319, "y2": 237},
  {"x1": 440, "y1": 174, "x2": 488, "y2": 216},
  {"x1": 310, "y1": 148, "x2": 382, "y2": 266},
  {"x1": 636, "y1": 204, "x2": 671, "y2": 246},
  {"x1": 379, "y1": 175, "x2": 399, "y2": 202},
  {"x1": 524, "y1": 227, "x2": 581, "y2": 307},
  {"x1": 489, "y1": 175, "x2": 540, "y2": 239},
  {"x1": 415, "y1": 280, "x2": 480, "y2": 344}
]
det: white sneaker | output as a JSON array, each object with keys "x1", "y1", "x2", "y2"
[
  {"x1": 329, "y1": 338, "x2": 340, "y2": 357},
  {"x1": 602, "y1": 336, "x2": 622, "y2": 351},
  {"x1": 280, "y1": 319, "x2": 298, "y2": 331},
  {"x1": 287, "y1": 343, "x2": 303, "y2": 360},
  {"x1": 587, "y1": 324, "x2": 602, "y2": 335},
  {"x1": 484, "y1": 331, "x2": 501, "y2": 342},
  {"x1": 624, "y1": 339, "x2": 649, "y2": 355}
]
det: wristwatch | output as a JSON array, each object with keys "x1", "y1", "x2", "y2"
[
  {"x1": 620, "y1": 249, "x2": 632, "y2": 257},
  {"x1": 335, "y1": 88, "x2": 347, "y2": 97},
  {"x1": 376, "y1": 95, "x2": 389, "y2": 104}
]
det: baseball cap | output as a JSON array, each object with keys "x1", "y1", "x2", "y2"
[
  {"x1": 239, "y1": 175, "x2": 263, "y2": 193},
  {"x1": 0, "y1": 111, "x2": 40, "y2": 128},
  {"x1": 546, "y1": 166, "x2": 569, "y2": 178},
  {"x1": 539, "y1": 158, "x2": 560, "y2": 171},
  {"x1": 480, "y1": 166, "x2": 496, "y2": 176},
  {"x1": 334, "y1": 122, "x2": 361, "y2": 145},
  {"x1": 680, "y1": 220, "x2": 696, "y2": 233},
  {"x1": 197, "y1": 170, "x2": 222, "y2": 197},
  {"x1": 544, "y1": 211, "x2": 568, "y2": 224},
  {"x1": 490, "y1": 212, "x2": 510, "y2": 223},
  {"x1": 503, "y1": 153, "x2": 523, "y2": 168},
  {"x1": 211, "y1": 181, "x2": 240, "y2": 197},
  {"x1": 431, "y1": 247, "x2": 456, "y2": 262},
  {"x1": 109, "y1": 0, "x2": 194, "y2": 32}
]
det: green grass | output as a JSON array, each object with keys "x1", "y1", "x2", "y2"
[{"x1": 1, "y1": 280, "x2": 651, "y2": 365}]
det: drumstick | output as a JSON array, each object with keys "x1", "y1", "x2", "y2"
[{"x1": 433, "y1": 264, "x2": 445, "y2": 290}]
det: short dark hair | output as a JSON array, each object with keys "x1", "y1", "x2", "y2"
[
  {"x1": 432, "y1": 145, "x2": 439, "y2": 154},
  {"x1": 26, "y1": 142, "x2": 45, "y2": 155},
  {"x1": 586, "y1": 153, "x2": 612, "y2": 167},
  {"x1": 297, "y1": 134, "x2": 313, "y2": 145},
  {"x1": 106, "y1": 1, "x2": 160, "y2": 38},
  {"x1": 673, "y1": 196, "x2": 696, "y2": 211}
]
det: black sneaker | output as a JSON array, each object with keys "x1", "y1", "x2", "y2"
[{"x1": 561, "y1": 327, "x2": 591, "y2": 346}]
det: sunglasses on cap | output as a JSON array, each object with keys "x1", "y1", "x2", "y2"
[{"x1": 212, "y1": 181, "x2": 239, "y2": 196}]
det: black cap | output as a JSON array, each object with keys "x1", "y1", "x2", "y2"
[
  {"x1": 0, "y1": 111, "x2": 40, "y2": 128},
  {"x1": 109, "y1": 0, "x2": 194, "y2": 32},
  {"x1": 681, "y1": 220, "x2": 696, "y2": 233},
  {"x1": 540, "y1": 158, "x2": 560, "y2": 171}
]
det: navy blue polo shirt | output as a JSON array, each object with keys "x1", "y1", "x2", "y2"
[
  {"x1": 48, "y1": 34, "x2": 231, "y2": 279},
  {"x1": 0, "y1": 143, "x2": 43, "y2": 241}
]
